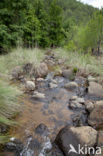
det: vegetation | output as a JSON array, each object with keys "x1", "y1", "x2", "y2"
[
  {"x1": 0, "y1": 80, "x2": 21, "y2": 143},
  {"x1": 0, "y1": 0, "x2": 97, "y2": 52},
  {"x1": 0, "y1": 47, "x2": 45, "y2": 74},
  {"x1": 55, "y1": 48, "x2": 103, "y2": 76},
  {"x1": 0, "y1": 0, "x2": 103, "y2": 145}
]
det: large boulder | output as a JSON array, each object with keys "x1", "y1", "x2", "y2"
[
  {"x1": 88, "y1": 82, "x2": 103, "y2": 98},
  {"x1": 56, "y1": 126, "x2": 97, "y2": 156},
  {"x1": 25, "y1": 81, "x2": 35, "y2": 91},
  {"x1": 88, "y1": 101, "x2": 103, "y2": 128},
  {"x1": 35, "y1": 63, "x2": 48, "y2": 78}
]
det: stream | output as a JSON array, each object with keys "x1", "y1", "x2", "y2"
[{"x1": 1, "y1": 72, "x2": 102, "y2": 156}]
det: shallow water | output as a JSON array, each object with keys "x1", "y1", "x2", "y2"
[{"x1": 1, "y1": 76, "x2": 92, "y2": 156}]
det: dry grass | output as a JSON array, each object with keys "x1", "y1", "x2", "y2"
[
  {"x1": 55, "y1": 48, "x2": 103, "y2": 76},
  {"x1": 0, "y1": 47, "x2": 45, "y2": 74}
]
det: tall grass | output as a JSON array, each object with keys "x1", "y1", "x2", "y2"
[
  {"x1": 0, "y1": 80, "x2": 21, "y2": 144},
  {"x1": 0, "y1": 47, "x2": 45, "y2": 74},
  {"x1": 55, "y1": 48, "x2": 103, "y2": 76}
]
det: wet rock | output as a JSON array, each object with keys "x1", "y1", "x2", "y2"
[
  {"x1": 32, "y1": 91, "x2": 45, "y2": 99},
  {"x1": 49, "y1": 82, "x2": 58, "y2": 89},
  {"x1": 85, "y1": 101, "x2": 94, "y2": 112},
  {"x1": 69, "y1": 101, "x2": 84, "y2": 109},
  {"x1": 35, "y1": 63, "x2": 48, "y2": 78},
  {"x1": 35, "y1": 124, "x2": 49, "y2": 136},
  {"x1": 88, "y1": 82, "x2": 103, "y2": 98},
  {"x1": 88, "y1": 75, "x2": 96, "y2": 82},
  {"x1": 71, "y1": 112, "x2": 88, "y2": 127},
  {"x1": 25, "y1": 81, "x2": 35, "y2": 91},
  {"x1": 5, "y1": 139, "x2": 23, "y2": 154},
  {"x1": 47, "y1": 144, "x2": 64, "y2": 156},
  {"x1": 76, "y1": 97, "x2": 85, "y2": 104},
  {"x1": 88, "y1": 101, "x2": 103, "y2": 128},
  {"x1": 64, "y1": 82, "x2": 78, "y2": 91},
  {"x1": 11, "y1": 66, "x2": 23, "y2": 79},
  {"x1": 21, "y1": 149, "x2": 34, "y2": 156},
  {"x1": 56, "y1": 126, "x2": 97, "y2": 156},
  {"x1": 69, "y1": 96, "x2": 85, "y2": 110},
  {"x1": 62, "y1": 69, "x2": 73, "y2": 79},
  {"x1": 39, "y1": 137, "x2": 52, "y2": 156},
  {"x1": 46, "y1": 72, "x2": 55, "y2": 81}
]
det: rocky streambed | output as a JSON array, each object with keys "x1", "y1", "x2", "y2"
[{"x1": 1, "y1": 53, "x2": 103, "y2": 156}]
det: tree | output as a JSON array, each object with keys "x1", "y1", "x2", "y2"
[
  {"x1": 78, "y1": 10, "x2": 103, "y2": 54},
  {"x1": 49, "y1": 0, "x2": 65, "y2": 47}
]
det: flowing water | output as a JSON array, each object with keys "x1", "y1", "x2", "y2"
[{"x1": 1, "y1": 75, "x2": 90, "y2": 156}]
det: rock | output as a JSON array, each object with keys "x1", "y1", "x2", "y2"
[
  {"x1": 71, "y1": 113, "x2": 88, "y2": 127},
  {"x1": 35, "y1": 63, "x2": 48, "y2": 78},
  {"x1": 35, "y1": 124, "x2": 49, "y2": 136},
  {"x1": 88, "y1": 101, "x2": 103, "y2": 128},
  {"x1": 88, "y1": 82, "x2": 103, "y2": 97},
  {"x1": 11, "y1": 66, "x2": 23, "y2": 79},
  {"x1": 70, "y1": 96, "x2": 78, "y2": 100},
  {"x1": 32, "y1": 91, "x2": 45, "y2": 99},
  {"x1": 23, "y1": 63, "x2": 33, "y2": 74},
  {"x1": 47, "y1": 144, "x2": 64, "y2": 156},
  {"x1": 64, "y1": 82, "x2": 78, "y2": 91},
  {"x1": 49, "y1": 82, "x2": 58, "y2": 89},
  {"x1": 37, "y1": 78, "x2": 45, "y2": 82},
  {"x1": 39, "y1": 137, "x2": 52, "y2": 156},
  {"x1": 76, "y1": 97, "x2": 85, "y2": 104},
  {"x1": 69, "y1": 101, "x2": 84, "y2": 109},
  {"x1": 85, "y1": 101, "x2": 94, "y2": 112},
  {"x1": 62, "y1": 69, "x2": 74, "y2": 79},
  {"x1": 25, "y1": 81, "x2": 35, "y2": 91},
  {"x1": 97, "y1": 131, "x2": 103, "y2": 146},
  {"x1": 88, "y1": 75, "x2": 96, "y2": 82},
  {"x1": 69, "y1": 96, "x2": 85, "y2": 110},
  {"x1": 5, "y1": 139, "x2": 23, "y2": 153},
  {"x1": 56, "y1": 126, "x2": 97, "y2": 156}
]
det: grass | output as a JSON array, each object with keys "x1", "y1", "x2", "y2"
[
  {"x1": 55, "y1": 48, "x2": 103, "y2": 76},
  {"x1": 0, "y1": 80, "x2": 21, "y2": 144},
  {"x1": 0, "y1": 47, "x2": 45, "y2": 75},
  {"x1": 0, "y1": 47, "x2": 45, "y2": 144}
]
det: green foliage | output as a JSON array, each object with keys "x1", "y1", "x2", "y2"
[
  {"x1": 49, "y1": 0, "x2": 65, "y2": 46},
  {"x1": 75, "y1": 10, "x2": 103, "y2": 53},
  {"x1": 0, "y1": 0, "x2": 97, "y2": 52}
]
